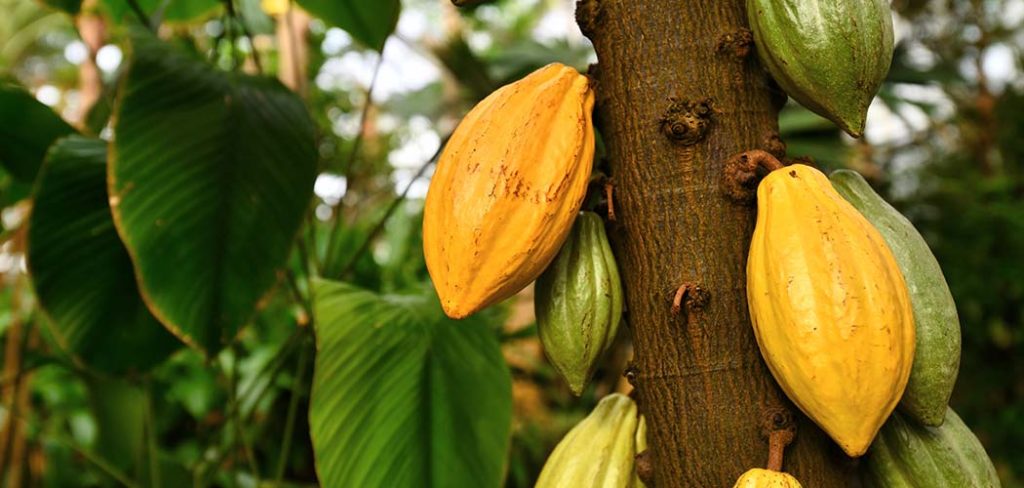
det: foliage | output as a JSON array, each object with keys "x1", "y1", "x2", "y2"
[
  {"x1": 0, "y1": 0, "x2": 1020, "y2": 486},
  {"x1": 310, "y1": 279, "x2": 512, "y2": 487},
  {"x1": 111, "y1": 33, "x2": 317, "y2": 354},
  {"x1": 28, "y1": 135, "x2": 180, "y2": 373},
  {"x1": 0, "y1": 83, "x2": 74, "y2": 181}
]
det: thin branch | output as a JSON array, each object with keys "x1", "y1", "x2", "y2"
[
  {"x1": 151, "y1": 0, "x2": 173, "y2": 26},
  {"x1": 336, "y1": 136, "x2": 447, "y2": 279},
  {"x1": 226, "y1": 0, "x2": 264, "y2": 74},
  {"x1": 322, "y1": 54, "x2": 385, "y2": 271},
  {"x1": 299, "y1": 219, "x2": 318, "y2": 288},
  {"x1": 196, "y1": 328, "x2": 304, "y2": 484},
  {"x1": 0, "y1": 280, "x2": 30, "y2": 479},
  {"x1": 145, "y1": 380, "x2": 161, "y2": 488},
  {"x1": 229, "y1": 343, "x2": 261, "y2": 479},
  {"x1": 0, "y1": 404, "x2": 139, "y2": 488},
  {"x1": 67, "y1": 433, "x2": 141, "y2": 487},
  {"x1": 285, "y1": 268, "x2": 306, "y2": 309},
  {"x1": 274, "y1": 338, "x2": 311, "y2": 481},
  {"x1": 124, "y1": 0, "x2": 153, "y2": 31}
]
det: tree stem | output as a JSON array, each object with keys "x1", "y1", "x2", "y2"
[{"x1": 577, "y1": 0, "x2": 851, "y2": 484}]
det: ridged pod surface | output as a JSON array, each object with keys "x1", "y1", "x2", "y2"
[
  {"x1": 864, "y1": 408, "x2": 1000, "y2": 488},
  {"x1": 747, "y1": 164, "x2": 915, "y2": 457},
  {"x1": 535, "y1": 211, "x2": 623, "y2": 395},
  {"x1": 747, "y1": 0, "x2": 894, "y2": 137},
  {"x1": 733, "y1": 469, "x2": 803, "y2": 488},
  {"x1": 423, "y1": 63, "x2": 595, "y2": 319},
  {"x1": 536, "y1": 393, "x2": 646, "y2": 488},
  {"x1": 830, "y1": 170, "x2": 961, "y2": 426}
]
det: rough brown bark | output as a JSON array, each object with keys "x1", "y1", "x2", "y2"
[{"x1": 578, "y1": 1, "x2": 857, "y2": 486}]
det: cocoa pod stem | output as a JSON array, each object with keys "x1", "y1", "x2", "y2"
[{"x1": 722, "y1": 150, "x2": 785, "y2": 202}]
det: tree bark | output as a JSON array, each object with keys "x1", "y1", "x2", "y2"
[{"x1": 578, "y1": 1, "x2": 857, "y2": 486}]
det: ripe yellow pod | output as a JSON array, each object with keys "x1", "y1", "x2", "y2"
[
  {"x1": 423, "y1": 63, "x2": 595, "y2": 319},
  {"x1": 733, "y1": 469, "x2": 803, "y2": 488},
  {"x1": 746, "y1": 164, "x2": 915, "y2": 457}
]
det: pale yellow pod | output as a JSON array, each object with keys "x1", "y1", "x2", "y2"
[
  {"x1": 733, "y1": 468, "x2": 803, "y2": 488},
  {"x1": 423, "y1": 63, "x2": 595, "y2": 319},
  {"x1": 536, "y1": 394, "x2": 642, "y2": 488},
  {"x1": 746, "y1": 164, "x2": 915, "y2": 457}
]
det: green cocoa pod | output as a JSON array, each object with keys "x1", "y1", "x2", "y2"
[
  {"x1": 830, "y1": 170, "x2": 960, "y2": 426},
  {"x1": 535, "y1": 211, "x2": 623, "y2": 396},
  {"x1": 536, "y1": 393, "x2": 646, "y2": 488},
  {"x1": 864, "y1": 408, "x2": 1000, "y2": 488},
  {"x1": 747, "y1": 0, "x2": 894, "y2": 137}
]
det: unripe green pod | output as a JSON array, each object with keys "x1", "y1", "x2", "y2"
[
  {"x1": 830, "y1": 170, "x2": 960, "y2": 426},
  {"x1": 536, "y1": 393, "x2": 646, "y2": 488},
  {"x1": 864, "y1": 408, "x2": 1000, "y2": 488},
  {"x1": 535, "y1": 211, "x2": 623, "y2": 395},
  {"x1": 747, "y1": 0, "x2": 894, "y2": 137}
]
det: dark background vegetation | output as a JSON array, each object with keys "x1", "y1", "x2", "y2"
[{"x1": 0, "y1": 0, "x2": 1021, "y2": 486}]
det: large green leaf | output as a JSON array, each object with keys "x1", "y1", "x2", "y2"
[
  {"x1": 39, "y1": 0, "x2": 81, "y2": 15},
  {"x1": 27, "y1": 136, "x2": 181, "y2": 373},
  {"x1": 101, "y1": 0, "x2": 220, "y2": 23},
  {"x1": 110, "y1": 36, "x2": 317, "y2": 354},
  {"x1": 297, "y1": 0, "x2": 400, "y2": 51},
  {"x1": 310, "y1": 279, "x2": 512, "y2": 488},
  {"x1": 0, "y1": 83, "x2": 75, "y2": 182}
]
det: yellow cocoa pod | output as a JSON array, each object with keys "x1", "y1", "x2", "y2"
[
  {"x1": 536, "y1": 393, "x2": 645, "y2": 488},
  {"x1": 423, "y1": 63, "x2": 595, "y2": 319},
  {"x1": 746, "y1": 164, "x2": 915, "y2": 457},
  {"x1": 733, "y1": 469, "x2": 803, "y2": 488},
  {"x1": 260, "y1": 0, "x2": 288, "y2": 15}
]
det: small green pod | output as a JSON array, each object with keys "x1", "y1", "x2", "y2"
[
  {"x1": 536, "y1": 393, "x2": 646, "y2": 488},
  {"x1": 535, "y1": 211, "x2": 623, "y2": 396},
  {"x1": 864, "y1": 408, "x2": 1000, "y2": 488},
  {"x1": 830, "y1": 170, "x2": 961, "y2": 426},
  {"x1": 747, "y1": 0, "x2": 894, "y2": 137}
]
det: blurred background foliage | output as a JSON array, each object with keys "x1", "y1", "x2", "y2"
[{"x1": 0, "y1": 0, "x2": 1020, "y2": 486}]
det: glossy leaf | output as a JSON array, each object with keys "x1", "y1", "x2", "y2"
[
  {"x1": 39, "y1": 0, "x2": 81, "y2": 15},
  {"x1": 296, "y1": 0, "x2": 400, "y2": 51},
  {"x1": 27, "y1": 136, "x2": 180, "y2": 373},
  {"x1": 100, "y1": 0, "x2": 220, "y2": 22},
  {"x1": 310, "y1": 279, "x2": 512, "y2": 488},
  {"x1": 0, "y1": 83, "x2": 74, "y2": 182},
  {"x1": 110, "y1": 36, "x2": 317, "y2": 354}
]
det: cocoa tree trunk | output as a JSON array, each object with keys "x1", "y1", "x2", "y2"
[{"x1": 577, "y1": 1, "x2": 857, "y2": 485}]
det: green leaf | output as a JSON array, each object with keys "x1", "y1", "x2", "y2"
[
  {"x1": 39, "y1": 0, "x2": 81, "y2": 15},
  {"x1": 0, "y1": 83, "x2": 75, "y2": 182},
  {"x1": 28, "y1": 136, "x2": 181, "y2": 373},
  {"x1": 88, "y1": 376, "x2": 145, "y2": 469},
  {"x1": 297, "y1": 0, "x2": 400, "y2": 51},
  {"x1": 310, "y1": 279, "x2": 512, "y2": 488},
  {"x1": 100, "y1": 0, "x2": 220, "y2": 23},
  {"x1": 238, "y1": 0, "x2": 275, "y2": 35},
  {"x1": 110, "y1": 35, "x2": 317, "y2": 354}
]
